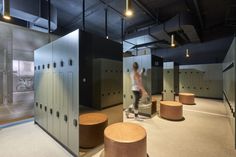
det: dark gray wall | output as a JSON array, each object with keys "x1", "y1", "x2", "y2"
[{"x1": 79, "y1": 31, "x2": 122, "y2": 107}]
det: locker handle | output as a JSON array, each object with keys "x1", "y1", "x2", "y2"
[
  {"x1": 42, "y1": 64, "x2": 45, "y2": 69},
  {"x1": 47, "y1": 64, "x2": 50, "y2": 69},
  {"x1": 50, "y1": 108, "x2": 53, "y2": 115},
  {"x1": 53, "y1": 62, "x2": 56, "y2": 68},
  {"x1": 40, "y1": 104, "x2": 42, "y2": 109},
  {"x1": 123, "y1": 94, "x2": 126, "y2": 98},
  {"x1": 69, "y1": 59, "x2": 73, "y2": 66},
  {"x1": 36, "y1": 102, "x2": 38, "y2": 107},
  {"x1": 44, "y1": 106, "x2": 47, "y2": 112},
  {"x1": 34, "y1": 66, "x2": 36, "y2": 70},
  {"x1": 73, "y1": 119, "x2": 77, "y2": 127},
  {"x1": 60, "y1": 60, "x2": 64, "y2": 67},
  {"x1": 56, "y1": 111, "x2": 60, "y2": 118},
  {"x1": 64, "y1": 115, "x2": 68, "y2": 122}
]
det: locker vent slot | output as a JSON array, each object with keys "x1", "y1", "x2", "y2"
[
  {"x1": 42, "y1": 65, "x2": 45, "y2": 69},
  {"x1": 47, "y1": 64, "x2": 50, "y2": 69}
]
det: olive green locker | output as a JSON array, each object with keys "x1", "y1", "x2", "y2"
[
  {"x1": 52, "y1": 60, "x2": 60, "y2": 140},
  {"x1": 66, "y1": 30, "x2": 79, "y2": 155},
  {"x1": 38, "y1": 62, "x2": 43, "y2": 127},
  {"x1": 163, "y1": 62, "x2": 175, "y2": 101},
  {"x1": 128, "y1": 56, "x2": 134, "y2": 109},
  {"x1": 123, "y1": 57, "x2": 128, "y2": 109},
  {"x1": 141, "y1": 55, "x2": 152, "y2": 98},
  {"x1": 34, "y1": 52, "x2": 39, "y2": 123}
]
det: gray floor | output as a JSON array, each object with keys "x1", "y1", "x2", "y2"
[
  {"x1": 0, "y1": 91, "x2": 34, "y2": 124},
  {"x1": 0, "y1": 97, "x2": 235, "y2": 157}
]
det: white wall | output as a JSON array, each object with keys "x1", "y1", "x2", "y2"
[
  {"x1": 223, "y1": 37, "x2": 236, "y2": 147},
  {"x1": 179, "y1": 63, "x2": 223, "y2": 99}
]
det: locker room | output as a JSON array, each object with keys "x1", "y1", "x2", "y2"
[{"x1": 0, "y1": 0, "x2": 236, "y2": 157}]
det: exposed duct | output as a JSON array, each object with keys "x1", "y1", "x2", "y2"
[
  {"x1": 152, "y1": 36, "x2": 234, "y2": 65},
  {"x1": 123, "y1": 12, "x2": 200, "y2": 52},
  {"x1": 0, "y1": 0, "x2": 57, "y2": 32}
]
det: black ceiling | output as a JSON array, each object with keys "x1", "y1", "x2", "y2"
[
  {"x1": 51, "y1": 0, "x2": 235, "y2": 40},
  {"x1": 1, "y1": 0, "x2": 235, "y2": 64}
]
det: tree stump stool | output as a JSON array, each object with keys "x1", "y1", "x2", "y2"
[
  {"x1": 104, "y1": 122, "x2": 147, "y2": 157},
  {"x1": 160, "y1": 101, "x2": 183, "y2": 120},
  {"x1": 179, "y1": 93, "x2": 195, "y2": 105},
  {"x1": 79, "y1": 113, "x2": 108, "y2": 148}
]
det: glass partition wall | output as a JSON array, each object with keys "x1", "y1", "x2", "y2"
[{"x1": 0, "y1": 22, "x2": 50, "y2": 125}]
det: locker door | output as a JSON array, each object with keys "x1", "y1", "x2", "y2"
[
  {"x1": 123, "y1": 57, "x2": 128, "y2": 109},
  {"x1": 34, "y1": 59, "x2": 39, "y2": 123},
  {"x1": 65, "y1": 30, "x2": 79, "y2": 155},
  {"x1": 141, "y1": 55, "x2": 151, "y2": 100},
  {"x1": 60, "y1": 72, "x2": 69, "y2": 146},
  {"x1": 43, "y1": 71, "x2": 48, "y2": 130},
  {"x1": 68, "y1": 72, "x2": 78, "y2": 154},
  {"x1": 53, "y1": 71, "x2": 60, "y2": 139},
  {"x1": 47, "y1": 69, "x2": 53, "y2": 134},
  {"x1": 38, "y1": 65, "x2": 43, "y2": 126},
  {"x1": 126, "y1": 57, "x2": 134, "y2": 109}
]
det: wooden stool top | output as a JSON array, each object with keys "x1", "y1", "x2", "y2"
[
  {"x1": 104, "y1": 122, "x2": 146, "y2": 143},
  {"x1": 80, "y1": 113, "x2": 108, "y2": 125},
  {"x1": 160, "y1": 101, "x2": 182, "y2": 107},
  {"x1": 179, "y1": 93, "x2": 195, "y2": 96}
]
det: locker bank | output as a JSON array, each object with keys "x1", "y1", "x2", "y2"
[{"x1": 0, "y1": 0, "x2": 236, "y2": 157}]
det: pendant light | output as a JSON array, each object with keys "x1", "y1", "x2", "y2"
[
  {"x1": 186, "y1": 49, "x2": 190, "y2": 58},
  {"x1": 2, "y1": 0, "x2": 11, "y2": 20},
  {"x1": 125, "y1": 0, "x2": 133, "y2": 17},
  {"x1": 171, "y1": 34, "x2": 175, "y2": 47}
]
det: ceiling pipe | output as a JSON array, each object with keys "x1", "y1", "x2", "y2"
[
  {"x1": 48, "y1": 0, "x2": 50, "y2": 33},
  {"x1": 48, "y1": 0, "x2": 51, "y2": 42},
  {"x1": 105, "y1": 8, "x2": 108, "y2": 39},
  {"x1": 192, "y1": 0, "x2": 204, "y2": 29},
  {"x1": 82, "y1": 0, "x2": 85, "y2": 31},
  {"x1": 121, "y1": 18, "x2": 124, "y2": 41}
]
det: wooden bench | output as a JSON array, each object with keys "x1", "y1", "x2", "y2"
[
  {"x1": 79, "y1": 113, "x2": 108, "y2": 148},
  {"x1": 103, "y1": 122, "x2": 147, "y2": 157},
  {"x1": 179, "y1": 93, "x2": 195, "y2": 105},
  {"x1": 160, "y1": 101, "x2": 183, "y2": 120}
]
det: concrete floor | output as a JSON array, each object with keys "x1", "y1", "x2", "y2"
[
  {"x1": 0, "y1": 91, "x2": 34, "y2": 125},
  {"x1": 0, "y1": 97, "x2": 236, "y2": 157}
]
